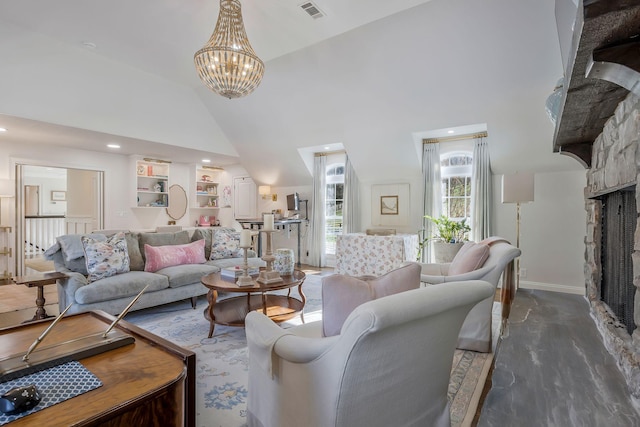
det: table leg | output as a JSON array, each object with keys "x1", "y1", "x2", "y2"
[
  {"x1": 262, "y1": 292, "x2": 267, "y2": 315},
  {"x1": 33, "y1": 285, "x2": 48, "y2": 320},
  {"x1": 207, "y1": 289, "x2": 218, "y2": 338},
  {"x1": 298, "y1": 283, "x2": 306, "y2": 324},
  {"x1": 297, "y1": 223, "x2": 301, "y2": 266}
]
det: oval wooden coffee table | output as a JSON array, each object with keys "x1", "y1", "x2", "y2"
[{"x1": 201, "y1": 269, "x2": 306, "y2": 338}]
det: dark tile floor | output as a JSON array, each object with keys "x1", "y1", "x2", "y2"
[{"x1": 479, "y1": 289, "x2": 640, "y2": 426}]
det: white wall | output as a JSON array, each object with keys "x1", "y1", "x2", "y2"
[
  {"x1": 492, "y1": 170, "x2": 587, "y2": 293},
  {"x1": 358, "y1": 177, "x2": 425, "y2": 235}
]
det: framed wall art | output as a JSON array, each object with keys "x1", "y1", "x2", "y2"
[
  {"x1": 380, "y1": 196, "x2": 399, "y2": 215},
  {"x1": 371, "y1": 183, "x2": 410, "y2": 226},
  {"x1": 51, "y1": 191, "x2": 66, "y2": 201}
]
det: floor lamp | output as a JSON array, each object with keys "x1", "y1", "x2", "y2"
[{"x1": 502, "y1": 173, "x2": 534, "y2": 290}]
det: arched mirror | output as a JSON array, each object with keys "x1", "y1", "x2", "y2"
[{"x1": 166, "y1": 184, "x2": 188, "y2": 220}]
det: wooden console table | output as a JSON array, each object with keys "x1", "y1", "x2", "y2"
[{"x1": 0, "y1": 311, "x2": 195, "y2": 426}]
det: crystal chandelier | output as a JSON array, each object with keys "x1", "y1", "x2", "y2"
[{"x1": 194, "y1": 0, "x2": 265, "y2": 99}]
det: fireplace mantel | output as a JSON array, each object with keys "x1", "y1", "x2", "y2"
[{"x1": 553, "y1": 0, "x2": 640, "y2": 168}]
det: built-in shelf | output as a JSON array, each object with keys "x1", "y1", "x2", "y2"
[
  {"x1": 134, "y1": 159, "x2": 170, "y2": 208},
  {"x1": 192, "y1": 165, "x2": 221, "y2": 209},
  {"x1": 553, "y1": 0, "x2": 640, "y2": 168}
]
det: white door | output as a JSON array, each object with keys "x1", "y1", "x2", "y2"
[
  {"x1": 24, "y1": 185, "x2": 39, "y2": 216},
  {"x1": 233, "y1": 177, "x2": 257, "y2": 219}
]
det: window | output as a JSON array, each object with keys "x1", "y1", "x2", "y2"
[
  {"x1": 325, "y1": 163, "x2": 344, "y2": 255},
  {"x1": 440, "y1": 152, "x2": 472, "y2": 220}
]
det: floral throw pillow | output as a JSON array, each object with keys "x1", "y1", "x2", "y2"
[
  {"x1": 82, "y1": 232, "x2": 131, "y2": 283},
  {"x1": 210, "y1": 229, "x2": 243, "y2": 260}
]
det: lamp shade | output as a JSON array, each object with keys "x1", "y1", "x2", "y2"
[
  {"x1": 0, "y1": 179, "x2": 14, "y2": 198},
  {"x1": 502, "y1": 173, "x2": 534, "y2": 203},
  {"x1": 258, "y1": 185, "x2": 271, "y2": 195}
]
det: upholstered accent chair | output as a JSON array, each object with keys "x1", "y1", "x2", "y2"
[
  {"x1": 419, "y1": 238, "x2": 521, "y2": 352},
  {"x1": 245, "y1": 280, "x2": 494, "y2": 427}
]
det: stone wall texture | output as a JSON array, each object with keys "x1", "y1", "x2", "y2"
[{"x1": 585, "y1": 92, "x2": 640, "y2": 397}]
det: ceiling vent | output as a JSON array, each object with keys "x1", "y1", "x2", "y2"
[{"x1": 300, "y1": 2, "x2": 325, "y2": 19}]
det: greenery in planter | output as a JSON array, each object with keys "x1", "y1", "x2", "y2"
[{"x1": 417, "y1": 215, "x2": 471, "y2": 260}]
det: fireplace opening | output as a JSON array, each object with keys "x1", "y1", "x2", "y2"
[{"x1": 599, "y1": 186, "x2": 637, "y2": 335}]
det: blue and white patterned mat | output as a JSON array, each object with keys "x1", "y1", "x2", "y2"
[{"x1": 0, "y1": 361, "x2": 102, "y2": 425}]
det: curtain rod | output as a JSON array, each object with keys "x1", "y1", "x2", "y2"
[
  {"x1": 315, "y1": 150, "x2": 346, "y2": 157},
  {"x1": 423, "y1": 131, "x2": 488, "y2": 144}
]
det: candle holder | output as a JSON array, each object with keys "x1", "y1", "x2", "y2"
[
  {"x1": 257, "y1": 229, "x2": 283, "y2": 284},
  {"x1": 236, "y1": 246, "x2": 255, "y2": 287}
]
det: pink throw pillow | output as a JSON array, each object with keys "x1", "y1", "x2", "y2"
[
  {"x1": 448, "y1": 242, "x2": 490, "y2": 276},
  {"x1": 321, "y1": 263, "x2": 421, "y2": 337},
  {"x1": 144, "y1": 239, "x2": 206, "y2": 272}
]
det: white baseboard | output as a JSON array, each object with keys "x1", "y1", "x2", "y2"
[{"x1": 519, "y1": 280, "x2": 585, "y2": 295}]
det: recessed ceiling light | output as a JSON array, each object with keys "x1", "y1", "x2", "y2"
[
  {"x1": 0, "y1": 128, "x2": 7, "y2": 132},
  {"x1": 202, "y1": 159, "x2": 211, "y2": 163},
  {"x1": 447, "y1": 130, "x2": 455, "y2": 134},
  {"x1": 324, "y1": 146, "x2": 331, "y2": 150},
  {"x1": 107, "y1": 143, "x2": 120, "y2": 149}
]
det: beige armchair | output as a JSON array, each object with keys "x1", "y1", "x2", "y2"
[
  {"x1": 419, "y1": 238, "x2": 521, "y2": 352},
  {"x1": 245, "y1": 280, "x2": 495, "y2": 427}
]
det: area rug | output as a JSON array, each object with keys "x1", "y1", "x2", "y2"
[{"x1": 125, "y1": 275, "x2": 495, "y2": 427}]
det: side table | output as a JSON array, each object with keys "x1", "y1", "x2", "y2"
[
  {"x1": 12, "y1": 271, "x2": 67, "y2": 321},
  {"x1": 201, "y1": 269, "x2": 306, "y2": 338}
]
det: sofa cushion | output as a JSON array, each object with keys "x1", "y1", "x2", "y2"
[
  {"x1": 126, "y1": 232, "x2": 144, "y2": 271},
  {"x1": 191, "y1": 228, "x2": 214, "y2": 260},
  {"x1": 210, "y1": 228, "x2": 243, "y2": 260},
  {"x1": 138, "y1": 230, "x2": 191, "y2": 262},
  {"x1": 82, "y1": 232, "x2": 130, "y2": 283},
  {"x1": 156, "y1": 263, "x2": 220, "y2": 288},
  {"x1": 448, "y1": 242, "x2": 490, "y2": 276},
  {"x1": 65, "y1": 257, "x2": 91, "y2": 276},
  {"x1": 321, "y1": 262, "x2": 421, "y2": 337},
  {"x1": 75, "y1": 271, "x2": 169, "y2": 305},
  {"x1": 58, "y1": 233, "x2": 106, "y2": 261}
]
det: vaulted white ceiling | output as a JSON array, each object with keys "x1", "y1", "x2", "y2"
[{"x1": 0, "y1": 0, "x2": 582, "y2": 187}]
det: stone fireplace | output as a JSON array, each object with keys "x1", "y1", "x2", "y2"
[{"x1": 585, "y1": 93, "x2": 640, "y2": 397}]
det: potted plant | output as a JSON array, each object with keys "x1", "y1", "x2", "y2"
[{"x1": 417, "y1": 215, "x2": 471, "y2": 263}]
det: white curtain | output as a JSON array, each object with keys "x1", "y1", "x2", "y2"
[
  {"x1": 471, "y1": 137, "x2": 492, "y2": 241},
  {"x1": 308, "y1": 154, "x2": 326, "y2": 267},
  {"x1": 421, "y1": 143, "x2": 441, "y2": 263},
  {"x1": 342, "y1": 155, "x2": 360, "y2": 234}
]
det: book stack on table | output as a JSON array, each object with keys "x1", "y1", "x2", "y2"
[{"x1": 220, "y1": 266, "x2": 259, "y2": 279}]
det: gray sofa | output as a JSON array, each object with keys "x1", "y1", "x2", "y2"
[{"x1": 45, "y1": 228, "x2": 264, "y2": 315}]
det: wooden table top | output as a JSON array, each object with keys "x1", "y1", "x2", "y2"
[
  {"x1": 12, "y1": 271, "x2": 67, "y2": 286},
  {"x1": 201, "y1": 269, "x2": 306, "y2": 293},
  {"x1": 0, "y1": 311, "x2": 192, "y2": 426}
]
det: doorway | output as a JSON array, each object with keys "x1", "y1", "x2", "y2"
[
  {"x1": 233, "y1": 176, "x2": 257, "y2": 219},
  {"x1": 16, "y1": 164, "x2": 104, "y2": 275}
]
